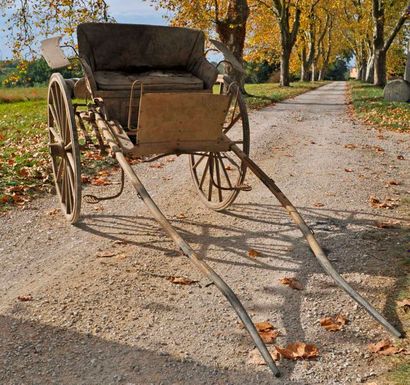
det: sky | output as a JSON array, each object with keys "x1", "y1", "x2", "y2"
[{"x1": 0, "y1": 0, "x2": 166, "y2": 60}]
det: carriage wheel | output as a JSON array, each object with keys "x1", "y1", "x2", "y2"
[
  {"x1": 47, "y1": 73, "x2": 82, "y2": 224},
  {"x1": 190, "y1": 76, "x2": 250, "y2": 211}
]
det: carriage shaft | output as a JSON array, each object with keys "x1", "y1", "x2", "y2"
[
  {"x1": 94, "y1": 112, "x2": 281, "y2": 378},
  {"x1": 229, "y1": 141, "x2": 402, "y2": 338}
]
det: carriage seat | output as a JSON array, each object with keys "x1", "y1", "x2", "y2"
[
  {"x1": 93, "y1": 70, "x2": 204, "y2": 92},
  {"x1": 77, "y1": 23, "x2": 218, "y2": 93}
]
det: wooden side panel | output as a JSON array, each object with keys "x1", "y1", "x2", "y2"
[{"x1": 137, "y1": 93, "x2": 230, "y2": 144}]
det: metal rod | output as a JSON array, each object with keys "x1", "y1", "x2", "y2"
[
  {"x1": 95, "y1": 114, "x2": 281, "y2": 378},
  {"x1": 229, "y1": 141, "x2": 402, "y2": 338}
]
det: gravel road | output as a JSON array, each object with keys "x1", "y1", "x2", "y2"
[{"x1": 1, "y1": 81, "x2": 409, "y2": 385}]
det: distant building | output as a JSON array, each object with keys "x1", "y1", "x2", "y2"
[{"x1": 349, "y1": 67, "x2": 358, "y2": 79}]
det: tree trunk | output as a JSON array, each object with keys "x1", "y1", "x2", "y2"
[
  {"x1": 373, "y1": 49, "x2": 387, "y2": 86},
  {"x1": 215, "y1": 0, "x2": 250, "y2": 91},
  {"x1": 300, "y1": 47, "x2": 309, "y2": 81},
  {"x1": 280, "y1": 48, "x2": 291, "y2": 86},
  {"x1": 365, "y1": 55, "x2": 374, "y2": 83},
  {"x1": 311, "y1": 62, "x2": 315, "y2": 82}
]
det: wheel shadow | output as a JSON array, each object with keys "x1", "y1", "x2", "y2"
[{"x1": 76, "y1": 201, "x2": 408, "y2": 381}]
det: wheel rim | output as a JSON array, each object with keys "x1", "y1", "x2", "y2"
[
  {"x1": 190, "y1": 78, "x2": 250, "y2": 211},
  {"x1": 48, "y1": 74, "x2": 81, "y2": 223}
]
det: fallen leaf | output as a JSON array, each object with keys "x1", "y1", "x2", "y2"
[
  {"x1": 369, "y1": 196, "x2": 398, "y2": 209},
  {"x1": 313, "y1": 202, "x2": 325, "y2": 208},
  {"x1": 279, "y1": 277, "x2": 303, "y2": 290},
  {"x1": 248, "y1": 248, "x2": 260, "y2": 258},
  {"x1": 247, "y1": 347, "x2": 280, "y2": 365},
  {"x1": 176, "y1": 213, "x2": 186, "y2": 219},
  {"x1": 47, "y1": 208, "x2": 59, "y2": 216},
  {"x1": 320, "y1": 315, "x2": 348, "y2": 331},
  {"x1": 385, "y1": 180, "x2": 401, "y2": 186},
  {"x1": 344, "y1": 144, "x2": 357, "y2": 149},
  {"x1": 225, "y1": 165, "x2": 233, "y2": 171},
  {"x1": 17, "y1": 294, "x2": 33, "y2": 302},
  {"x1": 374, "y1": 146, "x2": 384, "y2": 153},
  {"x1": 397, "y1": 155, "x2": 405, "y2": 160},
  {"x1": 150, "y1": 162, "x2": 164, "y2": 169},
  {"x1": 167, "y1": 276, "x2": 197, "y2": 285},
  {"x1": 275, "y1": 342, "x2": 319, "y2": 360},
  {"x1": 374, "y1": 220, "x2": 400, "y2": 229},
  {"x1": 96, "y1": 251, "x2": 116, "y2": 258},
  {"x1": 397, "y1": 299, "x2": 410, "y2": 312},
  {"x1": 255, "y1": 321, "x2": 280, "y2": 344},
  {"x1": 81, "y1": 175, "x2": 91, "y2": 184},
  {"x1": 344, "y1": 168, "x2": 354, "y2": 173},
  {"x1": 91, "y1": 177, "x2": 111, "y2": 186},
  {"x1": 368, "y1": 339, "x2": 404, "y2": 355}
]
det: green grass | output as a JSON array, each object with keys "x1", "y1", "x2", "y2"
[
  {"x1": 0, "y1": 87, "x2": 47, "y2": 103},
  {"x1": 349, "y1": 80, "x2": 409, "y2": 132},
  {"x1": 0, "y1": 100, "x2": 50, "y2": 205},
  {"x1": 245, "y1": 81, "x2": 329, "y2": 109}
]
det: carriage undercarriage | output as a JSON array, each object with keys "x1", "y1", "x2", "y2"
[{"x1": 43, "y1": 23, "x2": 401, "y2": 379}]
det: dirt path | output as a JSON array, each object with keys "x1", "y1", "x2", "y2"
[{"x1": 1, "y1": 82, "x2": 409, "y2": 385}]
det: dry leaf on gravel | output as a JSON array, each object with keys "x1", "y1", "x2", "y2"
[
  {"x1": 176, "y1": 213, "x2": 186, "y2": 219},
  {"x1": 374, "y1": 220, "x2": 400, "y2": 229},
  {"x1": 313, "y1": 202, "x2": 325, "y2": 208},
  {"x1": 385, "y1": 180, "x2": 401, "y2": 186},
  {"x1": 91, "y1": 177, "x2": 111, "y2": 186},
  {"x1": 96, "y1": 251, "x2": 116, "y2": 258},
  {"x1": 397, "y1": 299, "x2": 410, "y2": 312},
  {"x1": 247, "y1": 347, "x2": 280, "y2": 365},
  {"x1": 17, "y1": 294, "x2": 33, "y2": 302},
  {"x1": 225, "y1": 165, "x2": 233, "y2": 171},
  {"x1": 167, "y1": 276, "x2": 197, "y2": 285},
  {"x1": 255, "y1": 321, "x2": 280, "y2": 344},
  {"x1": 81, "y1": 175, "x2": 91, "y2": 184},
  {"x1": 248, "y1": 248, "x2": 260, "y2": 258},
  {"x1": 369, "y1": 196, "x2": 398, "y2": 209},
  {"x1": 46, "y1": 208, "x2": 59, "y2": 216},
  {"x1": 320, "y1": 315, "x2": 348, "y2": 331},
  {"x1": 397, "y1": 155, "x2": 405, "y2": 160},
  {"x1": 368, "y1": 339, "x2": 404, "y2": 355},
  {"x1": 344, "y1": 168, "x2": 354, "y2": 172},
  {"x1": 150, "y1": 162, "x2": 164, "y2": 169},
  {"x1": 279, "y1": 277, "x2": 303, "y2": 290},
  {"x1": 344, "y1": 143, "x2": 357, "y2": 149},
  {"x1": 275, "y1": 342, "x2": 319, "y2": 360}
]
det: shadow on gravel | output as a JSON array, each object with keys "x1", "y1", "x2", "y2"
[
  {"x1": 75, "y1": 202, "x2": 407, "y2": 382},
  {"x1": 0, "y1": 314, "x2": 304, "y2": 385}
]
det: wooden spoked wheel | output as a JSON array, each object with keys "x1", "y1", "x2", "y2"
[
  {"x1": 47, "y1": 73, "x2": 82, "y2": 224},
  {"x1": 190, "y1": 76, "x2": 250, "y2": 211}
]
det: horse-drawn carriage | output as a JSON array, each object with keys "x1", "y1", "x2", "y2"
[{"x1": 41, "y1": 23, "x2": 400, "y2": 378}]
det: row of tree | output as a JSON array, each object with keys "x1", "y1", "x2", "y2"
[{"x1": 1, "y1": 0, "x2": 409, "y2": 87}]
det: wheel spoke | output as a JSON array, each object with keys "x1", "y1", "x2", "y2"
[
  {"x1": 223, "y1": 113, "x2": 241, "y2": 134},
  {"x1": 217, "y1": 153, "x2": 233, "y2": 189},
  {"x1": 199, "y1": 156, "x2": 210, "y2": 190},
  {"x1": 214, "y1": 154, "x2": 223, "y2": 202},
  {"x1": 48, "y1": 104, "x2": 63, "y2": 135},
  {"x1": 207, "y1": 155, "x2": 214, "y2": 201},
  {"x1": 192, "y1": 153, "x2": 206, "y2": 170}
]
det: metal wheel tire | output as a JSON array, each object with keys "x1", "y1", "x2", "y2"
[
  {"x1": 190, "y1": 76, "x2": 250, "y2": 211},
  {"x1": 47, "y1": 73, "x2": 82, "y2": 224}
]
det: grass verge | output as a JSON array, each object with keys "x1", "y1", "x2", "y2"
[
  {"x1": 0, "y1": 82, "x2": 327, "y2": 209},
  {"x1": 0, "y1": 87, "x2": 48, "y2": 103},
  {"x1": 245, "y1": 81, "x2": 329, "y2": 109},
  {"x1": 348, "y1": 80, "x2": 409, "y2": 132}
]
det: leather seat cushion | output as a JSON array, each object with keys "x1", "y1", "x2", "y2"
[{"x1": 94, "y1": 70, "x2": 204, "y2": 91}]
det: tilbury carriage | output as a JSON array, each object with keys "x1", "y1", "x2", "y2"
[{"x1": 41, "y1": 23, "x2": 401, "y2": 378}]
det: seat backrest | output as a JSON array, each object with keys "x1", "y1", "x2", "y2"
[{"x1": 77, "y1": 23, "x2": 205, "y2": 72}]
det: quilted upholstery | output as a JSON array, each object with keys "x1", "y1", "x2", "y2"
[
  {"x1": 78, "y1": 23, "x2": 205, "y2": 72},
  {"x1": 94, "y1": 70, "x2": 204, "y2": 91}
]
